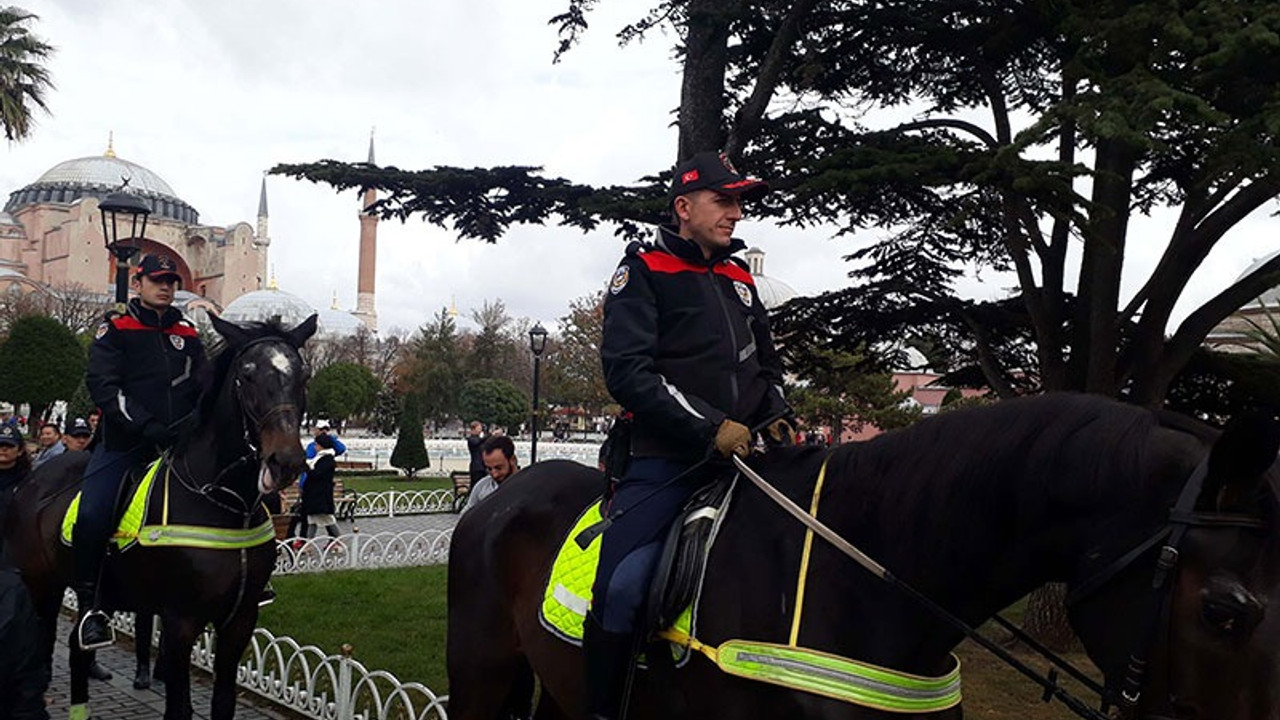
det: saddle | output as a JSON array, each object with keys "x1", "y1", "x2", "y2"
[{"x1": 539, "y1": 473, "x2": 738, "y2": 660}]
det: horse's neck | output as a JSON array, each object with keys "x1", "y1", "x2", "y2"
[{"x1": 720, "y1": 448, "x2": 1105, "y2": 676}]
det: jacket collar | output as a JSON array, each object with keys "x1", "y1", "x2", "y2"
[
  {"x1": 127, "y1": 298, "x2": 181, "y2": 328},
  {"x1": 655, "y1": 224, "x2": 746, "y2": 264}
]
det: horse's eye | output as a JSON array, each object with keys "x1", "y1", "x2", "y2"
[{"x1": 1200, "y1": 578, "x2": 1265, "y2": 638}]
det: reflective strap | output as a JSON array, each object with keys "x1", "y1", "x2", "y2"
[
  {"x1": 132, "y1": 520, "x2": 276, "y2": 549},
  {"x1": 719, "y1": 640, "x2": 962, "y2": 713},
  {"x1": 554, "y1": 583, "x2": 589, "y2": 616},
  {"x1": 790, "y1": 456, "x2": 830, "y2": 645},
  {"x1": 657, "y1": 629, "x2": 962, "y2": 713}
]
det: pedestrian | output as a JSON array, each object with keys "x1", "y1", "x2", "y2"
[
  {"x1": 61, "y1": 417, "x2": 94, "y2": 453},
  {"x1": 0, "y1": 565, "x2": 49, "y2": 720},
  {"x1": 305, "y1": 419, "x2": 347, "y2": 459},
  {"x1": 459, "y1": 434, "x2": 520, "y2": 516},
  {"x1": 301, "y1": 433, "x2": 340, "y2": 538},
  {"x1": 584, "y1": 151, "x2": 795, "y2": 719},
  {"x1": 465, "y1": 420, "x2": 487, "y2": 485},
  {"x1": 74, "y1": 253, "x2": 206, "y2": 650},
  {"x1": 31, "y1": 422, "x2": 65, "y2": 470},
  {"x1": 0, "y1": 425, "x2": 32, "y2": 553}
]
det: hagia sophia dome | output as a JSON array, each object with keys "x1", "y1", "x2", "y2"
[
  {"x1": 744, "y1": 247, "x2": 798, "y2": 310},
  {"x1": 221, "y1": 283, "x2": 363, "y2": 338},
  {"x1": 5, "y1": 152, "x2": 199, "y2": 224}
]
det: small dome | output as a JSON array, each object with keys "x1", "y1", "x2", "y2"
[
  {"x1": 318, "y1": 306, "x2": 365, "y2": 337},
  {"x1": 754, "y1": 275, "x2": 798, "y2": 310},
  {"x1": 1237, "y1": 254, "x2": 1280, "y2": 309},
  {"x1": 5, "y1": 153, "x2": 199, "y2": 224},
  {"x1": 220, "y1": 288, "x2": 316, "y2": 328}
]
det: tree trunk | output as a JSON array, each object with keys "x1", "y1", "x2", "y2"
[
  {"x1": 676, "y1": 0, "x2": 736, "y2": 160},
  {"x1": 1022, "y1": 583, "x2": 1079, "y2": 652}
]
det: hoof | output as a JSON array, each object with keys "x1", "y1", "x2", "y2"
[
  {"x1": 133, "y1": 672, "x2": 151, "y2": 690},
  {"x1": 88, "y1": 660, "x2": 113, "y2": 681}
]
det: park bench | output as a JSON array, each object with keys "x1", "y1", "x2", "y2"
[
  {"x1": 451, "y1": 471, "x2": 472, "y2": 513},
  {"x1": 277, "y1": 477, "x2": 357, "y2": 527}
]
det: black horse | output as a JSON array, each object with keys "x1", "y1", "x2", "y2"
[
  {"x1": 448, "y1": 393, "x2": 1280, "y2": 719},
  {"x1": 5, "y1": 313, "x2": 316, "y2": 720}
]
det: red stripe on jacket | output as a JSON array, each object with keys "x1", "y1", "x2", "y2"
[
  {"x1": 640, "y1": 252, "x2": 755, "y2": 285},
  {"x1": 111, "y1": 315, "x2": 199, "y2": 337}
]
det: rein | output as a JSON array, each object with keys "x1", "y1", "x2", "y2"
[{"x1": 732, "y1": 451, "x2": 1265, "y2": 720}]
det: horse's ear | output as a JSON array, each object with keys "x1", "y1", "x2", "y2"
[
  {"x1": 1200, "y1": 409, "x2": 1280, "y2": 512},
  {"x1": 286, "y1": 314, "x2": 319, "y2": 348},
  {"x1": 209, "y1": 312, "x2": 250, "y2": 348}
]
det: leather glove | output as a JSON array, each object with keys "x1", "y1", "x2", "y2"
[
  {"x1": 141, "y1": 420, "x2": 175, "y2": 448},
  {"x1": 713, "y1": 420, "x2": 752, "y2": 458},
  {"x1": 765, "y1": 418, "x2": 796, "y2": 446}
]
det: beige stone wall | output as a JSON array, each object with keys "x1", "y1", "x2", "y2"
[{"x1": 7, "y1": 197, "x2": 266, "y2": 307}]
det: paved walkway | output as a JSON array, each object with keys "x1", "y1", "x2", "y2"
[
  {"x1": 342, "y1": 510, "x2": 458, "y2": 536},
  {"x1": 46, "y1": 615, "x2": 287, "y2": 720}
]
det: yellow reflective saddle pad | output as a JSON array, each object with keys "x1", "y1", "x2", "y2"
[
  {"x1": 61, "y1": 459, "x2": 160, "y2": 550},
  {"x1": 539, "y1": 499, "x2": 694, "y2": 665},
  {"x1": 61, "y1": 458, "x2": 276, "y2": 550}
]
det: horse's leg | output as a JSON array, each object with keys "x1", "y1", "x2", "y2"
[
  {"x1": 67, "y1": 623, "x2": 94, "y2": 719},
  {"x1": 210, "y1": 605, "x2": 258, "y2": 720},
  {"x1": 133, "y1": 613, "x2": 154, "y2": 689},
  {"x1": 159, "y1": 612, "x2": 201, "y2": 720},
  {"x1": 445, "y1": 591, "x2": 528, "y2": 720},
  {"x1": 499, "y1": 655, "x2": 536, "y2": 719}
]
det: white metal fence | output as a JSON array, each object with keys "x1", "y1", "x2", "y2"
[
  {"x1": 275, "y1": 530, "x2": 452, "y2": 574},
  {"x1": 351, "y1": 489, "x2": 456, "y2": 517},
  {"x1": 64, "y1": 593, "x2": 451, "y2": 719}
]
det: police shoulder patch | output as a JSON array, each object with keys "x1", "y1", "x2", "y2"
[
  {"x1": 734, "y1": 280, "x2": 753, "y2": 307},
  {"x1": 94, "y1": 322, "x2": 110, "y2": 340},
  {"x1": 610, "y1": 265, "x2": 631, "y2": 295}
]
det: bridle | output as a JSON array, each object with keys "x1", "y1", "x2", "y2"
[
  {"x1": 171, "y1": 335, "x2": 305, "y2": 516},
  {"x1": 735, "y1": 446, "x2": 1273, "y2": 720},
  {"x1": 1065, "y1": 454, "x2": 1268, "y2": 717}
]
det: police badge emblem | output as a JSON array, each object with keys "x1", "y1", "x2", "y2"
[
  {"x1": 169, "y1": 334, "x2": 185, "y2": 350},
  {"x1": 610, "y1": 266, "x2": 630, "y2": 295},
  {"x1": 94, "y1": 322, "x2": 109, "y2": 340},
  {"x1": 734, "y1": 281, "x2": 753, "y2": 307}
]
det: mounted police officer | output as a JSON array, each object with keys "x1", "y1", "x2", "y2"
[
  {"x1": 586, "y1": 151, "x2": 795, "y2": 719},
  {"x1": 73, "y1": 254, "x2": 205, "y2": 649}
]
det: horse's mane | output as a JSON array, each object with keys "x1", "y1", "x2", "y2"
[{"x1": 756, "y1": 394, "x2": 1213, "y2": 565}]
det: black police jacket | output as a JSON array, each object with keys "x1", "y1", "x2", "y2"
[
  {"x1": 601, "y1": 226, "x2": 790, "y2": 462},
  {"x1": 86, "y1": 299, "x2": 205, "y2": 451}
]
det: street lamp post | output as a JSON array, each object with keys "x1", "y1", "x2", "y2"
[
  {"x1": 528, "y1": 322, "x2": 548, "y2": 465},
  {"x1": 98, "y1": 181, "x2": 152, "y2": 305}
]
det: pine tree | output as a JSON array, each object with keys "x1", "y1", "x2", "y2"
[{"x1": 389, "y1": 393, "x2": 430, "y2": 478}]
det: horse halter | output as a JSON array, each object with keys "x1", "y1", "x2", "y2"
[{"x1": 1065, "y1": 454, "x2": 1268, "y2": 717}]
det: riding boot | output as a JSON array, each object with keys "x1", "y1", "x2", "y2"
[
  {"x1": 88, "y1": 656, "x2": 113, "y2": 681},
  {"x1": 71, "y1": 535, "x2": 114, "y2": 650},
  {"x1": 583, "y1": 613, "x2": 634, "y2": 720}
]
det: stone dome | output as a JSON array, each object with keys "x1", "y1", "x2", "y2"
[
  {"x1": 744, "y1": 247, "x2": 798, "y2": 310},
  {"x1": 318, "y1": 305, "x2": 366, "y2": 337},
  {"x1": 4, "y1": 153, "x2": 199, "y2": 224},
  {"x1": 220, "y1": 287, "x2": 316, "y2": 328},
  {"x1": 1234, "y1": 253, "x2": 1280, "y2": 309}
]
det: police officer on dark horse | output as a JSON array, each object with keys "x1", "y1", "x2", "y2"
[
  {"x1": 74, "y1": 253, "x2": 206, "y2": 648},
  {"x1": 587, "y1": 152, "x2": 795, "y2": 719}
]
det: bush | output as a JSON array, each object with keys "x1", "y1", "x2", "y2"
[{"x1": 390, "y1": 393, "x2": 430, "y2": 477}]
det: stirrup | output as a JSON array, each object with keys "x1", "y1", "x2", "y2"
[{"x1": 77, "y1": 609, "x2": 116, "y2": 650}]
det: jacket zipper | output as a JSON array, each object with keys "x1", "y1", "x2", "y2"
[{"x1": 708, "y1": 264, "x2": 740, "y2": 410}]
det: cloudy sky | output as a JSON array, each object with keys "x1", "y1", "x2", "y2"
[{"x1": 1, "y1": 0, "x2": 1276, "y2": 337}]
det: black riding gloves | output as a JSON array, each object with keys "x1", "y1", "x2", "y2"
[
  {"x1": 142, "y1": 420, "x2": 174, "y2": 448},
  {"x1": 714, "y1": 420, "x2": 752, "y2": 458}
]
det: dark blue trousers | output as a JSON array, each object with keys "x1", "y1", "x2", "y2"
[
  {"x1": 591, "y1": 457, "x2": 702, "y2": 634},
  {"x1": 72, "y1": 445, "x2": 147, "y2": 585}
]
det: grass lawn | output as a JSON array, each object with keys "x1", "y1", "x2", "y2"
[
  {"x1": 340, "y1": 476, "x2": 453, "y2": 494},
  {"x1": 260, "y1": 568, "x2": 1097, "y2": 718}
]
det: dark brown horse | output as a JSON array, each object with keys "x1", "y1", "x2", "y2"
[
  {"x1": 4, "y1": 313, "x2": 316, "y2": 720},
  {"x1": 448, "y1": 394, "x2": 1280, "y2": 719}
]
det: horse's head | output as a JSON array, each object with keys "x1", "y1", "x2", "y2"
[
  {"x1": 208, "y1": 312, "x2": 317, "y2": 495},
  {"x1": 1069, "y1": 410, "x2": 1280, "y2": 720}
]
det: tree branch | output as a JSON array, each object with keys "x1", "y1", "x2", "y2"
[
  {"x1": 724, "y1": 0, "x2": 820, "y2": 158},
  {"x1": 894, "y1": 118, "x2": 998, "y2": 148}
]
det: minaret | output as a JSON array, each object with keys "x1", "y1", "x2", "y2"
[
  {"x1": 353, "y1": 129, "x2": 379, "y2": 332},
  {"x1": 252, "y1": 175, "x2": 271, "y2": 290}
]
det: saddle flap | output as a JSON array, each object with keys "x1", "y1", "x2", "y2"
[{"x1": 645, "y1": 476, "x2": 735, "y2": 634}]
